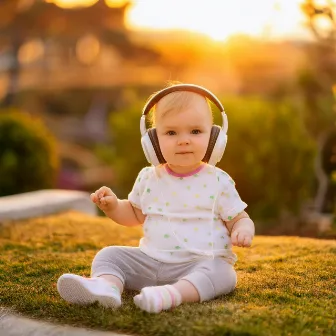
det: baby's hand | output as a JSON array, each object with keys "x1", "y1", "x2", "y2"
[
  {"x1": 231, "y1": 229, "x2": 253, "y2": 248},
  {"x1": 90, "y1": 186, "x2": 118, "y2": 213}
]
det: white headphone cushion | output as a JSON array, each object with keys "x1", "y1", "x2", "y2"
[
  {"x1": 141, "y1": 133, "x2": 160, "y2": 166},
  {"x1": 208, "y1": 130, "x2": 227, "y2": 166}
]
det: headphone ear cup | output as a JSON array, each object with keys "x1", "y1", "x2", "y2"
[
  {"x1": 203, "y1": 125, "x2": 227, "y2": 166},
  {"x1": 148, "y1": 128, "x2": 166, "y2": 164},
  {"x1": 203, "y1": 126, "x2": 220, "y2": 164},
  {"x1": 208, "y1": 126, "x2": 227, "y2": 166},
  {"x1": 140, "y1": 128, "x2": 166, "y2": 166},
  {"x1": 141, "y1": 131, "x2": 159, "y2": 166}
]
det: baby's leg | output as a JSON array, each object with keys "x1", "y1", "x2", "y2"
[
  {"x1": 178, "y1": 258, "x2": 237, "y2": 303},
  {"x1": 90, "y1": 246, "x2": 127, "y2": 294},
  {"x1": 134, "y1": 258, "x2": 236, "y2": 313},
  {"x1": 57, "y1": 246, "x2": 157, "y2": 308},
  {"x1": 90, "y1": 246, "x2": 159, "y2": 292},
  {"x1": 173, "y1": 279, "x2": 200, "y2": 302}
]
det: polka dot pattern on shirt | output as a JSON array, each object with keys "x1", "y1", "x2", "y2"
[{"x1": 128, "y1": 164, "x2": 247, "y2": 263}]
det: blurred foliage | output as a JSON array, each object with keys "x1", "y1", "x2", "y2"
[
  {"x1": 297, "y1": 68, "x2": 335, "y2": 135},
  {"x1": 0, "y1": 111, "x2": 59, "y2": 196},
  {"x1": 299, "y1": 0, "x2": 336, "y2": 136},
  {"x1": 296, "y1": 65, "x2": 336, "y2": 141},
  {"x1": 217, "y1": 96, "x2": 316, "y2": 220},
  {"x1": 107, "y1": 96, "x2": 316, "y2": 222},
  {"x1": 105, "y1": 101, "x2": 148, "y2": 196},
  {"x1": 301, "y1": 0, "x2": 336, "y2": 49}
]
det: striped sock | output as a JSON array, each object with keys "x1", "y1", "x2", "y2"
[{"x1": 133, "y1": 285, "x2": 182, "y2": 313}]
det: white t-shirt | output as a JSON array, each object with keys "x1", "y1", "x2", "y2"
[{"x1": 128, "y1": 163, "x2": 247, "y2": 264}]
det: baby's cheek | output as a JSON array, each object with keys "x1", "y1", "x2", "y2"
[
  {"x1": 161, "y1": 144, "x2": 174, "y2": 158},
  {"x1": 198, "y1": 136, "x2": 209, "y2": 148},
  {"x1": 199, "y1": 143, "x2": 209, "y2": 157},
  {"x1": 160, "y1": 148, "x2": 171, "y2": 160}
]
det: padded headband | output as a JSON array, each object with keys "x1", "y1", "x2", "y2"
[{"x1": 141, "y1": 84, "x2": 225, "y2": 116}]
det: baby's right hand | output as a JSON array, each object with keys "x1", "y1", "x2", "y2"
[{"x1": 90, "y1": 186, "x2": 118, "y2": 213}]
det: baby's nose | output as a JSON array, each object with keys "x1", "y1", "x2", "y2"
[{"x1": 178, "y1": 136, "x2": 190, "y2": 145}]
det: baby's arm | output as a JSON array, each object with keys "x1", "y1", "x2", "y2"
[
  {"x1": 224, "y1": 211, "x2": 255, "y2": 247},
  {"x1": 91, "y1": 186, "x2": 145, "y2": 226}
]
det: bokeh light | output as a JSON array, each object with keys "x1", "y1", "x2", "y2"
[
  {"x1": 45, "y1": 0, "x2": 98, "y2": 8},
  {"x1": 76, "y1": 34, "x2": 101, "y2": 65},
  {"x1": 45, "y1": 0, "x2": 129, "y2": 8},
  {"x1": 18, "y1": 39, "x2": 45, "y2": 64}
]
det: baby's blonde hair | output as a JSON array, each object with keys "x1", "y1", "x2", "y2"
[{"x1": 149, "y1": 81, "x2": 213, "y2": 127}]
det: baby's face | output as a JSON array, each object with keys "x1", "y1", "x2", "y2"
[{"x1": 155, "y1": 94, "x2": 212, "y2": 171}]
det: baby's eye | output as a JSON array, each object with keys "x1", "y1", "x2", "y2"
[
  {"x1": 191, "y1": 129, "x2": 201, "y2": 134},
  {"x1": 166, "y1": 130, "x2": 176, "y2": 136}
]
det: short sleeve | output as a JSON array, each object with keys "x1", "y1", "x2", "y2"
[
  {"x1": 216, "y1": 170, "x2": 247, "y2": 221},
  {"x1": 128, "y1": 167, "x2": 148, "y2": 210}
]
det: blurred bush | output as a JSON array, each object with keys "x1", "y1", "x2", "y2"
[
  {"x1": 0, "y1": 111, "x2": 59, "y2": 196},
  {"x1": 105, "y1": 101, "x2": 148, "y2": 197},
  {"x1": 297, "y1": 68, "x2": 336, "y2": 139},
  {"x1": 219, "y1": 96, "x2": 316, "y2": 221},
  {"x1": 108, "y1": 96, "x2": 316, "y2": 225}
]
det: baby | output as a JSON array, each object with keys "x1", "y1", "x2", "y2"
[{"x1": 57, "y1": 84, "x2": 255, "y2": 313}]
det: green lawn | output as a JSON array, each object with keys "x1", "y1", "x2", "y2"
[{"x1": 0, "y1": 211, "x2": 335, "y2": 336}]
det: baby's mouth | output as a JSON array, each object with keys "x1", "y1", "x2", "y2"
[{"x1": 176, "y1": 152, "x2": 193, "y2": 154}]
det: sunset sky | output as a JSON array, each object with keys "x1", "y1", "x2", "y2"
[{"x1": 47, "y1": 0, "x2": 331, "y2": 41}]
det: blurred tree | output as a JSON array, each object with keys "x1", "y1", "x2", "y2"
[
  {"x1": 0, "y1": 0, "x2": 159, "y2": 107},
  {"x1": 301, "y1": 0, "x2": 335, "y2": 51},
  {"x1": 300, "y1": 0, "x2": 336, "y2": 213},
  {"x1": 300, "y1": 0, "x2": 336, "y2": 135}
]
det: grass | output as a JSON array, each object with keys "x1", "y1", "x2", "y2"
[{"x1": 0, "y1": 211, "x2": 335, "y2": 336}]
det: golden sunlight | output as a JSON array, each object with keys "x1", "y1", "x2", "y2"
[
  {"x1": 45, "y1": 0, "x2": 97, "y2": 8},
  {"x1": 45, "y1": 0, "x2": 330, "y2": 41},
  {"x1": 46, "y1": 0, "x2": 128, "y2": 8},
  {"x1": 126, "y1": 0, "x2": 307, "y2": 41}
]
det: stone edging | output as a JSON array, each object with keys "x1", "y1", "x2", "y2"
[
  {"x1": 0, "y1": 308, "x2": 130, "y2": 336},
  {"x1": 0, "y1": 189, "x2": 97, "y2": 222}
]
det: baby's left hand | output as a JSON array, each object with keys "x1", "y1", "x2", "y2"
[{"x1": 231, "y1": 229, "x2": 253, "y2": 247}]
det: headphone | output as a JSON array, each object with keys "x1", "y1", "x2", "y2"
[{"x1": 140, "y1": 84, "x2": 228, "y2": 166}]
